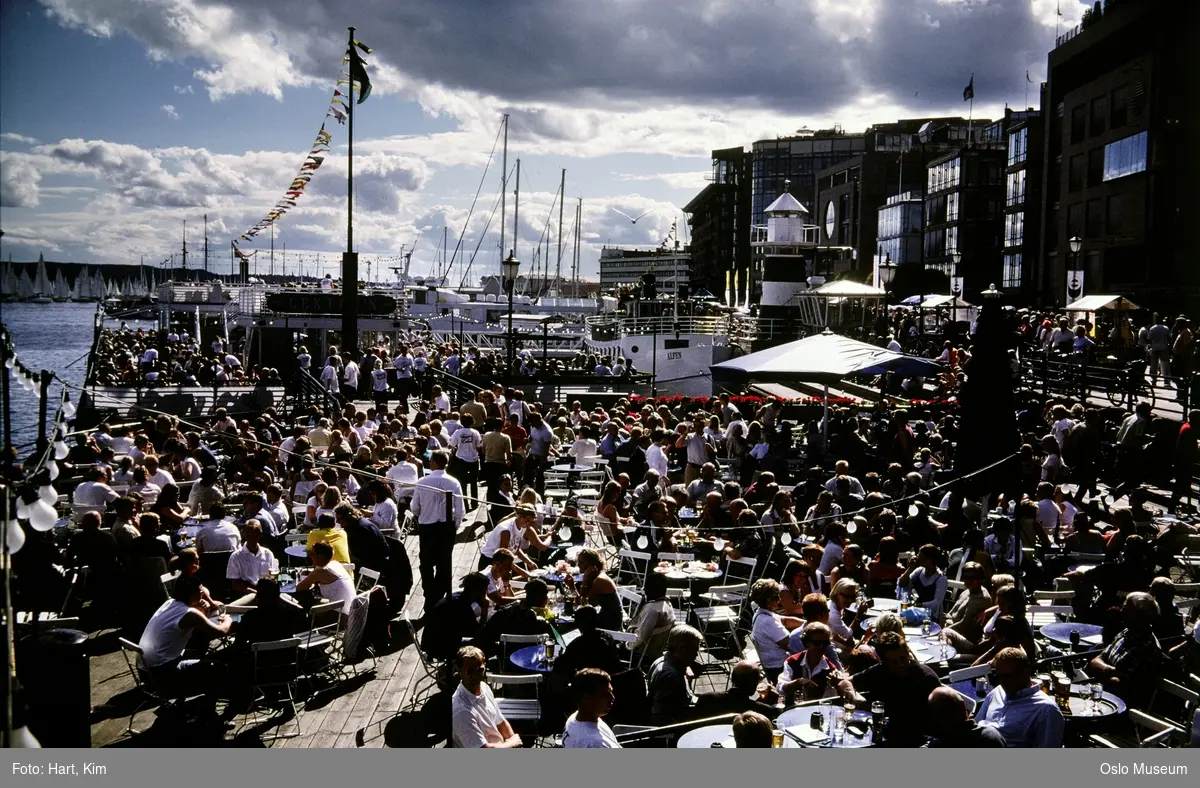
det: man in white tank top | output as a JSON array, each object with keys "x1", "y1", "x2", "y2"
[{"x1": 138, "y1": 575, "x2": 232, "y2": 698}]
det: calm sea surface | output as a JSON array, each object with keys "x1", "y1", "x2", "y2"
[{"x1": 0, "y1": 302, "x2": 155, "y2": 449}]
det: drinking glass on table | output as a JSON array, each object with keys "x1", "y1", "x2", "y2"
[
  {"x1": 771, "y1": 729, "x2": 785, "y2": 748},
  {"x1": 1089, "y1": 683, "x2": 1104, "y2": 714},
  {"x1": 542, "y1": 635, "x2": 555, "y2": 665},
  {"x1": 831, "y1": 709, "x2": 846, "y2": 743}
]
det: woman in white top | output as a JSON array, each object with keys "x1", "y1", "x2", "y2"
[
  {"x1": 368, "y1": 482, "x2": 398, "y2": 532},
  {"x1": 296, "y1": 542, "x2": 356, "y2": 613},
  {"x1": 569, "y1": 425, "x2": 600, "y2": 467},
  {"x1": 129, "y1": 466, "x2": 161, "y2": 506},
  {"x1": 749, "y1": 579, "x2": 801, "y2": 682},
  {"x1": 826, "y1": 578, "x2": 861, "y2": 649}
]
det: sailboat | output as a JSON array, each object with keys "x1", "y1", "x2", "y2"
[
  {"x1": 16, "y1": 269, "x2": 35, "y2": 300},
  {"x1": 91, "y1": 270, "x2": 107, "y2": 300},
  {"x1": 0, "y1": 264, "x2": 17, "y2": 301},
  {"x1": 31, "y1": 255, "x2": 53, "y2": 303},
  {"x1": 74, "y1": 266, "x2": 96, "y2": 301},
  {"x1": 53, "y1": 269, "x2": 73, "y2": 301}
]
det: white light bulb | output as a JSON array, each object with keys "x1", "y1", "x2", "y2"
[
  {"x1": 5, "y1": 520, "x2": 25, "y2": 554},
  {"x1": 16, "y1": 499, "x2": 30, "y2": 519},
  {"x1": 38, "y1": 485, "x2": 58, "y2": 504},
  {"x1": 3, "y1": 358, "x2": 12, "y2": 369},
  {"x1": 28, "y1": 499, "x2": 58, "y2": 531},
  {"x1": 53, "y1": 440, "x2": 69, "y2": 460},
  {"x1": 47, "y1": 460, "x2": 59, "y2": 481},
  {"x1": 62, "y1": 400, "x2": 77, "y2": 418}
]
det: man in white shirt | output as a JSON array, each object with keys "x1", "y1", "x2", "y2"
[
  {"x1": 387, "y1": 449, "x2": 420, "y2": 501},
  {"x1": 645, "y1": 431, "x2": 670, "y2": 482},
  {"x1": 227, "y1": 520, "x2": 278, "y2": 600},
  {"x1": 976, "y1": 647, "x2": 1065, "y2": 748},
  {"x1": 448, "y1": 413, "x2": 482, "y2": 501},
  {"x1": 307, "y1": 418, "x2": 332, "y2": 448},
  {"x1": 1034, "y1": 482, "x2": 1062, "y2": 539},
  {"x1": 823, "y1": 460, "x2": 865, "y2": 498},
  {"x1": 196, "y1": 505, "x2": 241, "y2": 552},
  {"x1": 451, "y1": 646, "x2": 522, "y2": 748},
  {"x1": 371, "y1": 366, "x2": 390, "y2": 408},
  {"x1": 143, "y1": 456, "x2": 175, "y2": 489},
  {"x1": 410, "y1": 450, "x2": 465, "y2": 613},
  {"x1": 563, "y1": 668, "x2": 621, "y2": 748},
  {"x1": 75, "y1": 467, "x2": 119, "y2": 508},
  {"x1": 343, "y1": 357, "x2": 360, "y2": 399},
  {"x1": 431, "y1": 385, "x2": 451, "y2": 414}
]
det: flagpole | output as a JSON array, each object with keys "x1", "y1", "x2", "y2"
[{"x1": 343, "y1": 25, "x2": 359, "y2": 354}]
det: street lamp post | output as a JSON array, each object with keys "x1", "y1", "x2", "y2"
[
  {"x1": 1067, "y1": 236, "x2": 1083, "y2": 305},
  {"x1": 502, "y1": 251, "x2": 521, "y2": 375},
  {"x1": 878, "y1": 253, "x2": 896, "y2": 336},
  {"x1": 950, "y1": 250, "x2": 963, "y2": 329}
]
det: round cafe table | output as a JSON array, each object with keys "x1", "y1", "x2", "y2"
[
  {"x1": 906, "y1": 636, "x2": 957, "y2": 665},
  {"x1": 551, "y1": 464, "x2": 593, "y2": 473},
  {"x1": 777, "y1": 703, "x2": 874, "y2": 748},
  {"x1": 510, "y1": 644, "x2": 558, "y2": 673},
  {"x1": 1039, "y1": 621, "x2": 1104, "y2": 649},
  {"x1": 862, "y1": 617, "x2": 941, "y2": 638},
  {"x1": 284, "y1": 544, "x2": 309, "y2": 559},
  {"x1": 1066, "y1": 563, "x2": 1098, "y2": 573},
  {"x1": 675, "y1": 724, "x2": 800, "y2": 749}
]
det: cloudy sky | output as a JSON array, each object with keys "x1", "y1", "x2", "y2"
[{"x1": 0, "y1": 0, "x2": 1084, "y2": 282}]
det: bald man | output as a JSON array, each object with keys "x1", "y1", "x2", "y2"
[
  {"x1": 697, "y1": 660, "x2": 781, "y2": 720},
  {"x1": 927, "y1": 687, "x2": 1005, "y2": 748}
]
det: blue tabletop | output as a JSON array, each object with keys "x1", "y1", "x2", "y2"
[
  {"x1": 510, "y1": 644, "x2": 557, "y2": 673},
  {"x1": 777, "y1": 704, "x2": 874, "y2": 748},
  {"x1": 862, "y1": 617, "x2": 941, "y2": 637},
  {"x1": 1039, "y1": 622, "x2": 1104, "y2": 648}
]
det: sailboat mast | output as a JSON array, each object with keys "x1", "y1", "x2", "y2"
[
  {"x1": 556, "y1": 169, "x2": 565, "y2": 294},
  {"x1": 182, "y1": 220, "x2": 188, "y2": 277},
  {"x1": 499, "y1": 114, "x2": 509, "y2": 258},
  {"x1": 343, "y1": 25, "x2": 360, "y2": 352},
  {"x1": 270, "y1": 223, "x2": 275, "y2": 278},
  {"x1": 203, "y1": 213, "x2": 209, "y2": 275},
  {"x1": 513, "y1": 158, "x2": 521, "y2": 273},
  {"x1": 573, "y1": 199, "x2": 581, "y2": 298}
]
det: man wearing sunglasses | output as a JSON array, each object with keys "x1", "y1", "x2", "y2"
[{"x1": 778, "y1": 622, "x2": 844, "y2": 705}]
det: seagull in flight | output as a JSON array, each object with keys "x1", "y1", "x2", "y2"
[{"x1": 611, "y1": 207, "x2": 656, "y2": 224}]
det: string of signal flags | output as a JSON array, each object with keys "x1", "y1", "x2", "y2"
[{"x1": 232, "y1": 37, "x2": 373, "y2": 262}]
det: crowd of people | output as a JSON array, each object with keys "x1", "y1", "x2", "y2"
[{"x1": 12, "y1": 321, "x2": 1200, "y2": 749}]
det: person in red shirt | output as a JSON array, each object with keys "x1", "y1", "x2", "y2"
[
  {"x1": 502, "y1": 413, "x2": 527, "y2": 481},
  {"x1": 1172, "y1": 409, "x2": 1200, "y2": 513}
]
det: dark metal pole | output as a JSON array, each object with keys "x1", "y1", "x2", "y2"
[
  {"x1": 0, "y1": 329, "x2": 11, "y2": 472},
  {"x1": 342, "y1": 26, "x2": 360, "y2": 354}
]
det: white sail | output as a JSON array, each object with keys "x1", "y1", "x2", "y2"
[
  {"x1": 0, "y1": 264, "x2": 17, "y2": 297},
  {"x1": 17, "y1": 270, "x2": 35, "y2": 299},
  {"x1": 33, "y1": 257, "x2": 53, "y2": 297},
  {"x1": 53, "y1": 269, "x2": 72, "y2": 300},
  {"x1": 92, "y1": 271, "x2": 107, "y2": 298},
  {"x1": 74, "y1": 267, "x2": 92, "y2": 300},
  {"x1": 109, "y1": 279, "x2": 122, "y2": 297}
]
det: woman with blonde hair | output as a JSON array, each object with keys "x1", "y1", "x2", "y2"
[
  {"x1": 827, "y1": 578, "x2": 861, "y2": 649},
  {"x1": 567, "y1": 548, "x2": 622, "y2": 631}
]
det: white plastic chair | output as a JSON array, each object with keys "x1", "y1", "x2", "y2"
[
  {"x1": 356, "y1": 567, "x2": 381, "y2": 592},
  {"x1": 616, "y1": 549, "x2": 651, "y2": 588}
]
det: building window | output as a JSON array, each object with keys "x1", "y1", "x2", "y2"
[
  {"x1": 1103, "y1": 131, "x2": 1148, "y2": 181},
  {"x1": 1068, "y1": 203, "x2": 1084, "y2": 238},
  {"x1": 1005, "y1": 211, "x2": 1024, "y2": 248},
  {"x1": 1090, "y1": 96, "x2": 1108, "y2": 137},
  {"x1": 1002, "y1": 253, "x2": 1022, "y2": 289},
  {"x1": 1087, "y1": 148, "x2": 1105, "y2": 188},
  {"x1": 1071, "y1": 105, "x2": 1087, "y2": 144},
  {"x1": 927, "y1": 158, "x2": 961, "y2": 193},
  {"x1": 1106, "y1": 194, "x2": 1125, "y2": 235},
  {"x1": 1068, "y1": 154, "x2": 1085, "y2": 192},
  {"x1": 1007, "y1": 127, "x2": 1028, "y2": 166},
  {"x1": 1006, "y1": 170, "x2": 1026, "y2": 207},
  {"x1": 1086, "y1": 199, "x2": 1103, "y2": 237},
  {"x1": 947, "y1": 191, "x2": 960, "y2": 221},
  {"x1": 946, "y1": 226, "x2": 959, "y2": 256},
  {"x1": 1110, "y1": 85, "x2": 1128, "y2": 128}
]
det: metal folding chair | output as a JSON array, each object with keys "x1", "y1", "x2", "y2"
[{"x1": 244, "y1": 637, "x2": 303, "y2": 741}]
